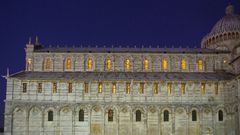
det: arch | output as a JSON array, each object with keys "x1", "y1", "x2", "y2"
[
  {"x1": 108, "y1": 109, "x2": 114, "y2": 122},
  {"x1": 79, "y1": 109, "x2": 84, "y2": 121},
  {"x1": 218, "y1": 110, "x2": 223, "y2": 121},
  {"x1": 136, "y1": 110, "x2": 141, "y2": 122},
  {"x1": 48, "y1": 110, "x2": 53, "y2": 121},
  {"x1": 192, "y1": 110, "x2": 197, "y2": 121},
  {"x1": 163, "y1": 110, "x2": 169, "y2": 122}
]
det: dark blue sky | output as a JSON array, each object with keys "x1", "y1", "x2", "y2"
[{"x1": 0, "y1": 0, "x2": 239, "y2": 128}]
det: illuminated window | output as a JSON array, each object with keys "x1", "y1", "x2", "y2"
[
  {"x1": 45, "y1": 58, "x2": 52, "y2": 70},
  {"x1": 140, "y1": 82, "x2": 144, "y2": 94},
  {"x1": 125, "y1": 59, "x2": 131, "y2": 71},
  {"x1": 84, "y1": 82, "x2": 89, "y2": 93},
  {"x1": 197, "y1": 59, "x2": 204, "y2": 71},
  {"x1": 53, "y1": 82, "x2": 57, "y2": 93},
  {"x1": 181, "y1": 58, "x2": 187, "y2": 71},
  {"x1": 79, "y1": 109, "x2": 84, "y2": 121},
  {"x1": 214, "y1": 82, "x2": 218, "y2": 95},
  {"x1": 37, "y1": 83, "x2": 42, "y2": 93},
  {"x1": 201, "y1": 82, "x2": 206, "y2": 95},
  {"x1": 68, "y1": 82, "x2": 73, "y2": 93},
  {"x1": 163, "y1": 58, "x2": 168, "y2": 71},
  {"x1": 153, "y1": 82, "x2": 158, "y2": 94},
  {"x1": 106, "y1": 58, "x2": 112, "y2": 71},
  {"x1": 87, "y1": 58, "x2": 93, "y2": 70},
  {"x1": 126, "y1": 82, "x2": 131, "y2": 94},
  {"x1": 98, "y1": 82, "x2": 103, "y2": 93},
  {"x1": 144, "y1": 58, "x2": 149, "y2": 71},
  {"x1": 181, "y1": 82, "x2": 186, "y2": 95},
  {"x1": 163, "y1": 110, "x2": 169, "y2": 122},
  {"x1": 23, "y1": 83, "x2": 27, "y2": 93},
  {"x1": 66, "y1": 58, "x2": 72, "y2": 70},
  {"x1": 112, "y1": 82, "x2": 116, "y2": 94},
  {"x1": 136, "y1": 110, "x2": 141, "y2": 122},
  {"x1": 27, "y1": 58, "x2": 32, "y2": 71},
  {"x1": 108, "y1": 109, "x2": 113, "y2": 122},
  {"x1": 48, "y1": 111, "x2": 53, "y2": 121},
  {"x1": 192, "y1": 110, "x2": 197, "y2": 121},
  {"x1": 167, "y1": 82, "x2": 172, "y2": 96},
  {"x1": 218, "y1": 110, "x2": 223, "y2": 121}
]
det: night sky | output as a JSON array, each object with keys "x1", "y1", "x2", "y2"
[{"x1": 0, "y1": 0, "x2": 239, "y2": 128}]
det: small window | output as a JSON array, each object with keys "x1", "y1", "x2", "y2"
[
  {"x1": 181, "y1": 58, "x2": 187, "y2": 71},
  {"x1": 181, "y1": 82, "x2": 186, "y2": 95},
  {"x1": 197, "y1": 59, "x2": 204, "y2": 71},
  {"x1": 167, "y1": 82, "x2": 172, "y2": 96},
  {"x1": 214, "y1": 82, "x2": 218, "y2": 95},
  {"x1": 201, "y1": 82, "x2": 206, "y2": 95},
  {"x1": 48, "y1": 111, "x2": 53, "y2": 121},
  {"x1": 108, "y1": 109, "x2": 114, "y2": 122},
  {"x1": 66, "y1": 58, "x2": 72, "y2": 70},
  {"x1": 98, "y1": 82, "x2": 103, "y2": 93},
  {"x1": 144, "y1": 58, "x2": 149, "y2": 71},
  {"x1": 27, "y1": 58, "x2": 32, "y2": 71},
  {"x1": 136, "y1": 110, "x2": 141, "y2": 122},
  {"x1": 68, "y1": 82, "x2": 73, "y2": 93},
  {"x1": 84, "y1": 82, "x2": 89, "y2": 93},
  {"x1": 192, "y1": 110, "x2": 197, "y2": 121},
  {"x1": 140, "y1": 82, "x2": 144, "y2": 94},
  {"x1": 218, "y1": 110, "x2": 223, "y2": 121},
  {"x1": 53, "y1": 82, "x2": 57, "y2": 93},
  {"x1": 112, "y1": 82, "x2": 116, "y2": 94},
  {"x1": 153, "y1": 82, "x2": 158, "y2": 94},
  {"x1": 87, "y1": 58, "x2": 93, "y2": 70},
  {"x1": 79, "y1": 109, "x2": 84, "y2": 121},
  {"x1": 23, "y1": 83, "x2": 27, "y2": 93},
  {"x1": 163, "y1": 58, "x2": 168, "y2": 71},
  {"x1": 37, "y1": 83, "x2": 42, "y2": 93},
  {"x1": 124, "y1": 59, "x2": 131, "y2": 71},
  {"x1": 106, "y1": 58, "x2": 112, "y2": 71},
  {"x1": 45, "y1": 58, "x2": 52, "y2": 71},
  {"x1": 126, "y1": 82, "x2": 131, "y2": 94},
  {"x1": 163, "y1": 110, "x2": 169, "y2": 122}
]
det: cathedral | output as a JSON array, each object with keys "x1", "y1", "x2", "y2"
[{"x1": 3, "y1": 4, "x2": 240, "y2": 135}]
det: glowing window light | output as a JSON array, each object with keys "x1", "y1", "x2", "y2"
[
  {"x1": 181, "y1": 82, "x2": 186, "y2": 95},
  {"x1": 107, "y1": 58, "x2": 112, "y2": 71},
  {"x1": 167, "y1": 82, "x2": 172, "y2": 96},
  {"x1": 126, "y1": 82, "x2": 131, "y2": 94},
  {"x1": 198, "y1": 59, "x2": 204, "y2": 71},
  {"x1": 88, "y1": 58, "x2": 93, "y2": 70},
  {"x1": 201, "y1": 82, "x2": 206, "y2": 95},
  {"x1": 144, "y1": 59, "x2": 149, "y2": 71},
  {"x1": 66, "y1": 58, "x2": 72, "y2": 70},
  {"x1": 181, "y1": 58, "x2": 187, "y2": 71},
  {"x1": 112, "y1": 82, "x2": 116, "y2": 94},
  {"x1": 125, "y1": 59, "x2": 131, "y2": 71},
  {"x1": 153, "y1": 83, "x2": 158, "y2": 94},
  {"x1": 98, "y1": 82, "x2": 103, "y2": 93},
  {"x1": 163, "y1": 58, "x2": 168, "y2": 71}
]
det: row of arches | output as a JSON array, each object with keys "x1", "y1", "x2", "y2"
[{"x1": 203, "y1": 31, "x2": 240, "y2": 47}]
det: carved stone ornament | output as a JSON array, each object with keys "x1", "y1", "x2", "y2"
[
  {"x1": 122, "y1": 108, "x2": 127, "y2": 113},
  {"x1": 94, "y1": 107, "x2": 100, "y2": 112},
  {"x1": 149, "y1": 107, "x2": 156, "y2": 113}
]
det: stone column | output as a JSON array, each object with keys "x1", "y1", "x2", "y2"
[{"x1": 172, "y1": 106, "x2": 175, "y2": 135}]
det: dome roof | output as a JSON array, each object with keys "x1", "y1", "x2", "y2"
[
  {"x1": 209, "y1": 5, "x2": 240, "y2": 36},
  {"x1": 201, "y1": 4, "x2": 240, "y2": 49}
]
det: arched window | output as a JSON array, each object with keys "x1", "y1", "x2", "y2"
[
  {"x1": 124, "y1": 59, "x2": 131, "y2": 71},
  {"x1": 27, "y1": 58, "x2": 32, "y2": 71},
  {"x1": 167, "y1": 82, "x2": 172, "y2": 96},
  {"x1": 201, "y1": 82, "x2": 206, "y2": 95},
  {"x1": 181, "y1": 82, "x2": 186, "y2": 95},
  {"x1": 108, "y1": 109, "x2": 113, "y2": 122},
  {"x1": 87, "y1": 58, "x2": 93, "y2": 70},
  {"x1": 192, "y1": 110, "x2": 197, "y2": 121},
  {"x1": 163, "y1": 58, "x2": 168, "y2": 71},
  {"x1": 106, "y1": 58, "x2": 112, "y2": 71},
  {"x1": 181, "y1": 58, "x2": 187, "y2": 71},
  {"x1": 79, "y1": 109, "x2": 84, "y2": 121},
  {"x1": 197, "y1": 59, "x2": 204, "y2": 71},
  {"x1": 66, "y1": 58, "x2": 72, "y2": 70},
  {"x1": 144, "y1": 58, "x2": 149, "y2": 71},
  {"x1": 98, "y1": 82, "x2": 103, "y2": 93},
  {"x1": 136, "y1": 110, "x2": 141, "y2": 121},
  {"x1": 163, "y1": 110, "x2": 169, "y2": 122},
  {"x1": 48, "y1": 111, "x2": 53, "y2": 121},
  {"x1": 112, "y1": 82, "x2": 116, "y2": 94},
  {"x1": 45, "y1": 58, "x2": 52, "y2": 70},
  {"x1": 218, "y1": 110, "x2": 223, "y2": 121}
]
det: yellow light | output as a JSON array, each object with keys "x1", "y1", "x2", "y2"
[
  {"x1": 125, "y1": 59, "x2": 131, "y2": 71},
  {"x1": 181, "y1": 58, "x2": 186, "y2": 71},
  {"x1": 198, "y1": 59, "x2": 204, "y2": 71},
  {"x1": 163, "y1": 58, "x2": 168, "y2": 71},
  {"x1": 107, "y1": 58, "x2": 112, "y2": 71},
  {"x1": 66, "y1": 58, "x2": 72, "y2": 70},
  {"x1": 167, "y1": 82, "x2": 172, "y2": 96},
  {"x1": 223, "y1": 59, "x2": 227, "y2": 64},
  {"x1": 112, "y1": 82, "x2": 116, "y2": 94},
  {"x1": 201, "y1": 82, "x2": 205, "y2": 95},
  {"x1": 144, "y1": 59, "x2": 149, "y2": 71},
  {"x1": 153, "y1": 83, "x2": 158, "y2": 94},
  {"x1": 98, "y1": 82, "x2": 102, "y2": 93},
  {"x1": 181, "y1": 82, "x2": 186, "y2": 95},
  {"x1": 88, "y1": 58, "x2": 93, "y2": 70},
  {"x1": 126, "y1": 82, "x2": 131, "y2": 94}
]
